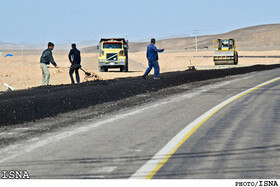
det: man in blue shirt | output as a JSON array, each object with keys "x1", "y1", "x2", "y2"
[{"x1": 143, "y1": 38, "x2": 165, "y2": 79}]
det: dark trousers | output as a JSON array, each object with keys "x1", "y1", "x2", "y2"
[
  {"x1": 69, "y1": 68, "x2": 80, "y2": 84},
  {"x1": 144, "y1": 60, "x2": 160, "y2": 77}
]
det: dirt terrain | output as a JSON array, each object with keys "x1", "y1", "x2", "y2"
[{"x1": 1, "y1": 49, "x2": 280, "y2": 92}]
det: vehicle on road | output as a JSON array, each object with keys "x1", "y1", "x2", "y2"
[
  {"x1": 97, "y1": 38, "x2": 129, "y2": 72},
  {"x1": 213, "y1": 38, "x2": 238, "y2": 65}
]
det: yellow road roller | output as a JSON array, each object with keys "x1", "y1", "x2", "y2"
[{"x1": 213, "y1": 39, "x2": 238, "y2": 65}]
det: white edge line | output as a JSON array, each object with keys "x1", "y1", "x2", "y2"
[{"x1": 129, "y1": 76, "x2": 280, "y2": 179}]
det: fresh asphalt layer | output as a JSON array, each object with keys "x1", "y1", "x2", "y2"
[
  {"x1": 1, "y1": 64, "x2": 280, "y2": 126},
  {"x1": 0, "y1": 68, "x2": 280, "y2": 179}
]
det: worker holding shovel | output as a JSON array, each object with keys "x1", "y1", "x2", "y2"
[
  {"x1": 68, "y1": 43, "x2": 81, "y2": 84},
  {"x1": 40, "y1": 42, "x2": 59, "y2": 86}
]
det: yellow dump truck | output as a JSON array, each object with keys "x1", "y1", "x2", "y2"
[
  {"x1": 213, "y1": 39, "x2": 238, "y2": 65},
  {"x1": 97, "y1": 38, "x2": 128, "y2": 72}
]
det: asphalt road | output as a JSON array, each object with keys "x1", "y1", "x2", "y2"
[
  {"x1": 0, "y1": 68, "x2": 280, "y2": 179},
  {"x1": 153, "y1": 74, "x2": 280, "y2": 179}
]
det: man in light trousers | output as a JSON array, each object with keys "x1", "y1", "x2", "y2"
[{"x1": 40, "y1": 42, "x2": 59, "y2": 85}]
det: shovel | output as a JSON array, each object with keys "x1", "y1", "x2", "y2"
[
  {"x1": 80, "y1": 68, "x2": 91, "y2": 76},
  {"x1": 70, "y1": 64, "x2": 91, "y2": 76}
]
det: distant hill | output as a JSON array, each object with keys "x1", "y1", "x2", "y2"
[
  {"x1": 0, "y1": 41, "x2": 26, "y2": 50},
  {"x1": 154, "y1": 24, "x2": 280, "y2": 51},
  {"x1": 0, "y1": 40, "x2": 98, "y2": 51},
  {"x1": 2, "y1": 24, "x2": 280, "y2": 53},
  {"x1": 82, "y1": 24, "x2": 280, "y2": 53}
]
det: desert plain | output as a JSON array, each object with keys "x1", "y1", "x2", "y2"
[{"x1": 0, "y1": 49, "x2": 280, "y2": 91}]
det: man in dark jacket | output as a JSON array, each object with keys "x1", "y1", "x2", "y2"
[
  {"x1": 68, "y1": 43, "x2": 81, "y2": 84},
  {"x1": 142, "y1": 38, "x2": 165, "y2": 79},
  {"x1": 40, "y1": 42, "x2": 59, "y2": 85}
]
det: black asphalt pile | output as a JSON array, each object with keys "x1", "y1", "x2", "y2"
[{"x1": 1, "y1": 64, "x2": 280, "y2": 126}]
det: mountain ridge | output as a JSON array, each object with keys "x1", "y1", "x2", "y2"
[{"x1": 1, "y1": 24, "x2": 280, "y2": 52}]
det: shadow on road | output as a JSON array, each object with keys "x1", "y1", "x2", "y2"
[{"x1": 1, "y1": 144, "x2": 279, "y2": 179}]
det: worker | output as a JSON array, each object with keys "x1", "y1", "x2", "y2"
[
  {"x1": 40, "y1": 42, "x2": 59, "y2": 86},
  {"x1": 68, "y1": 43, "x2": 81, "y2": 84},
  {"x1": 142, "y1": 38, "x2": 165, "y2": 79}
]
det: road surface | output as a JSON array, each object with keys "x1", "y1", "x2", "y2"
[{"x1": 0, "y1": 68, "x2": 280, "y2": 179}]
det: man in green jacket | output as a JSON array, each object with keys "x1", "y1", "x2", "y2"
[{"x1": 40, "y1": 42, "x2": 59, "y2": 85}]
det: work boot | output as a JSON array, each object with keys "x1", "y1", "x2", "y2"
[
  {"x1": 153, "y1": 77, "x2": 162, "y2": 80},
  {"x1": 142, "y1": 75, "x2": 146, "y2": 80}
]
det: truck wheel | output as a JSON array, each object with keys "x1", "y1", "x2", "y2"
[
  {"x1": 99, "y1": 66, "x2": 104, "y2": 72},
  {"x1": 234, "y1": 52, "x2": 238, "y2": 65},
  {"x1": 120, "y1": 66, "x2": 128, "y2": 72},
  {"x1": 125, "y1": 61, "x2": 128, "y2": 72},
  {"x1": 99, "y1": 66, "x2": 108, "y2": 72}
]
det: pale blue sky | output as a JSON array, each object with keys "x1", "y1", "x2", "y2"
[{"x1": 0, "y1": 0, "x2": 279, "y2": 45}]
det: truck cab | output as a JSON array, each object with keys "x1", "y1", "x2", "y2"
[{"x1": 98, "y1": 38, "x2": 128, "y2": 72}]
